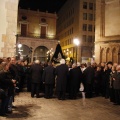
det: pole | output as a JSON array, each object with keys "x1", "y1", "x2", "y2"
[
  {"x1": 15, "y1": 34, "x2": 18, "y2": 58},
  {"x1": 76, "y1": 46, "x2": 77, "y2": 63}
]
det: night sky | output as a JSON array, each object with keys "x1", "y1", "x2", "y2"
[{"x1": 19, "y1": 0, "x2": 67, "y2": 13}]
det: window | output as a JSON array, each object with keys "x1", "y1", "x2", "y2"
[
  {"x1": 83, "y1": 2, "x2": 87, "y2": 9},
  {"x1": 88, "y1": 36, "x2": 92, "y2": 42},
  {"x1": 83, "y1": 35, "x2": 87, "y2": 42},
  {"x1": 89, "y1": 3, "x2": 93, "y2": 10},
  {"x1": 21, "y1": 24, "x2": 27, "y2": 36},
  {"x1": 41, "y1": 26, "x2": 46, "y2": 38},
  {"x1": 83, "y1": 24, "x2": 87, "y2": 31},
  {"x1": 83, "y1": 13, "x2": 87, "y2": 20},
  {"x1": 88, "y1": 24, "x2": 92, "y2": 31},
  {"x1": 88, "y1": 14, "x2": 93, "y2": 21}
]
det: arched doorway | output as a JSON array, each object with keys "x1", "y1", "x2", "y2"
[
  {"x1": 34, "y1": 46, "x2": 48, "y2": 62},
  {"x1": 106, "y1": 48, "x2": 111, "y2": 62},
  {"x1": 112, "y1": 48, "x2": 117, "y2": 63},
  {"x1": 100, "y1": 48, "x2": 105, "y2": 62},
  {"x1": 16, "y1": 44, "x2": 30, "y2": 60}
]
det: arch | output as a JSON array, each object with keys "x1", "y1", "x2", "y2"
[
  {"x1": 106, "y1": 48, "x2": 111, "y2": 62},
  {"x1": 16, "y1": 44, "x2": 30, "y2": 60},
  {"x1": 112, "y1": 48, "x2": 117, "y2": 63},
  {"x1": 33, "y1": 46, "x2": 48, "y2": 62}
]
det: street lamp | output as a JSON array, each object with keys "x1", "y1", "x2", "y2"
[
  {"x1": 73, "y1": 38, "x2": 80, "y2": 63},
  {"x1": 17, "y1": 43, "x2": 23, "y2": 60}
]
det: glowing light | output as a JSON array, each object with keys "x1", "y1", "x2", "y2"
[{"x1": 73, "y1": 38, "x2": 80, "y2": 46}]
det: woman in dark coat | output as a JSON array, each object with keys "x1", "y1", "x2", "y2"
[
  {"x1": 55, "y1": 59, "x2": 68, "y2": 100},
  {"x1": 30, "y1": 60, "x2": 43, "y2": 98},
  {"x1": 69, "y1": 63, "x2": 82, "y2": 99}
]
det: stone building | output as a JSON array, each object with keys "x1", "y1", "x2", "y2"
[
  {"x1": 0, "y1": 0, "x2": 19, "y2": 57},
  {"x1": 95, "y1": 0, "x2": 120, "y2": 64},
  {"x1": 57, "y1": 0, "x2": 95, "y2": 63},
  {"x1": 17, "y1": 9, "x2": 58, "y2": 62}
]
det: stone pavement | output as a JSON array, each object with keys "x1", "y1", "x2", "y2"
[{"x1": 0, "y1": 92, "x2": 120, "y2": 120}]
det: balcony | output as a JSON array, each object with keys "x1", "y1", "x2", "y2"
[{"x1": 17, "y1": 33, "x2": 57, "y2": 40}]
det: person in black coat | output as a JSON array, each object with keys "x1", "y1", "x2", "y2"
[
  {"x1": 30, "y1": 60, "x2": 43, "y2": 98},
  {"x1": 113, "y1": 65, "x2": 120, "y2": 105},
  {"x1": 0, "y1": 62, "x2": 16, "y2": 116},
  {"x1": 42, "y1": 62, "x2": 55, "y2": 98},
  {"x1": 69, "y1": 63, "x2": 82, "y2": 99},
  {"x1": 16, "y1": 60, "x2": 25, "y2": 92},
  {"x1": 9, "y1": 57, "x2": 19, "y2": 93},
  {"x1": 55, "y1": 59, "x2": 68, "y2": 100},
  {"x1": 83, "y1": 62, "x2": 95, "y2": 98},
  {"x1": 94, "y1": 66, "x2": 102, "y2": 96}
]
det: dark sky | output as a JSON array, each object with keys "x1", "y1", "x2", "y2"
[{"x1": 19, "y1": 0, "x2": 67, "y2": 13}]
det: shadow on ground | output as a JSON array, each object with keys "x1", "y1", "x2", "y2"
[{"x1": 7, "y1": 104, "x2": 41, "y2": 119}]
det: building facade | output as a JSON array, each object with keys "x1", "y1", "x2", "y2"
[
  {"x1": 95, "y1": 0, "x2": 120, "y2": 64},
  {"x1": 17, "y1": 9, "x2": 58, "y2": 62},
  {"x1": 57, "y1": 0, "x2": 95, "y2": 63}
]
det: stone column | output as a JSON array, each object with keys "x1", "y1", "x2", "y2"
[{"x1": 0, "y1": 0, "x2": 19, "y2": 57}]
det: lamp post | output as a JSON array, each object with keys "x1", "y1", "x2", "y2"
[
  {"x1": 15, "y1": 34, "x2": 18, "y2": 57},
  {"x1": 17, "y1": 43, "x2": 23, "y2": 60},
  {"x1": 73, "y1": 38, "x2": 80, "y2": 63}
]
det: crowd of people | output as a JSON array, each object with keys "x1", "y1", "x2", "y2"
[{"x1": 0, "y1": 57, "x2": 120, "y2": 117}]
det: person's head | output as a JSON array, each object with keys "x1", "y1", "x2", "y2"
[
  {"x1": 34, "y1": 60, "x2": 40, "y2": 64},
  {"x1": 10, "y1": 57, "x2": 16, "y2": 65},
  {"x1": 60, "y1": 59, "x2": 65, "y2": 64},
  {"x1": 48, "y1": 61, "x2": 52, "y2": 66},
  {"x1": 113, "y1": 63, "x2": 118, "y2": 68},
  {"x1": 17, "y1": 60, "x2": 22, "y2": 65},
  {"x1": 116, "y1": 65, "x2": 120, "y2": 72},
  {"x1": 77, "y1": 62, "x2": 80, "y2": 67},
  {"x1": 87, "y1": 62, "x2": 91, "y2": 67},
  {"x1": 96, "y1": 66, "x2": 101, "y2": 71},
  {"x1": 101, "y1": 62, "x2": 105, "y2": 67},
  {"x1": 1, "y1": 62, "x2": 9, "y2": 71},
  {"x1": 72, "y1": 63, "x2": 77, "y2": 68},
  {"x1": 104, "y1": 64, "x2": 108, "y2": 70},
  {"x1": 107, "y1": 61, "x2": 113, "y2": 69},
  {"x1": 112, "y1": 66, "x2": 116, "y2": 72}
]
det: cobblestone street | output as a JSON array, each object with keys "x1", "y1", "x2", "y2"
[{"x1": 0, "y1": 92, "x2": 120, "y2": 120}]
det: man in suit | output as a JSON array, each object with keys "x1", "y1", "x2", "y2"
[
  {"x1": 83, "y1": 62, "x2": 95, "y2": 98},
  {"x1": 55, "y1": 59, "x2": 68, "y2": 100},
  {"x1": 42, "y1": 62, "x2": 55, "y2": 98},
  {"x1": 30, "y1": 60, "x2": 43, "y2": 98}
]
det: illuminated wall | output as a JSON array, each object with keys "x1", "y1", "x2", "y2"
[
  {"x1": 18, "y1": 9, "x2": 57, "y2": 39},
  {"x1": 95, "y1": 0, "x2": 120, "y2": 63},
  {"x1": 0, "y1": 0, "x2": 19, "y2": 57}
]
